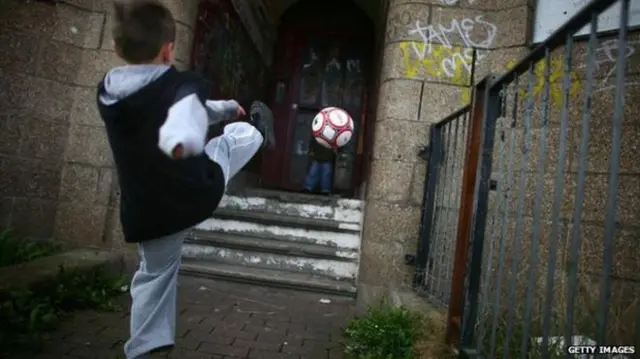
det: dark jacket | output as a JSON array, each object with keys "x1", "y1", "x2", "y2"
[
  {"x1": 308, "y1": 134, "x2": 336, "y2": 162},
  {"x1": 97, "y1": 65, "x2": 225, "y2": 243}
]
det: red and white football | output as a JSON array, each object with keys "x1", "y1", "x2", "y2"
[{"x1": 311, "y1": 107, "x2": 355, "y2": 150}]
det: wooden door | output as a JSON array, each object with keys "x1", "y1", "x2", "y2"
[{"x1": 260, "y1": 31, "x2": 369, "y2": 192}]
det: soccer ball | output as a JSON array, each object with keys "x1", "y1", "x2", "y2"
[{"x1": 311, "y1": 107, "x2": 354, "y2": 150}]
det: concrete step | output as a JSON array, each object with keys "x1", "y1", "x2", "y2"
[
  {"x1": 185, "y1": 230, "x2": 357, "y2": 260},
  {"x1": 196, "y1": 213, "x2": 361, "y2": 250},
  {"x1": 180, "y1": 260, "x2": 357, "y2": 297},
  {"x1": 213, "y1": 208, "x2": 361, "y2": 232},
  {"x1": 188, "y1": 191, "x2": 363, "y2": 296},
  {"x1": 227, "y1": 188, "x2": 362, "y2": 207},
  {"x1": 218, "y1": 192, "x2": 363, "y2": 225},
  {"x1": 182, "y1": 231, "x2": 358, "y2": 280}
]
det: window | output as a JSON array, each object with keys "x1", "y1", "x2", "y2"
[{"x1": 532, "y1": 0, "x2": 640, "y2": 43}]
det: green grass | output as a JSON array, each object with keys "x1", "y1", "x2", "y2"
[
  {"x1": 0, "y1": 228, "x2": 62, "y2": 267},
  {"x1": 343, "y1": 301, "x2": 424, "y2": 359},
  {"x1": 0, "y1": 226, "x2": 127, "y2": 357},
  {"x1": 0, "y1": 266, "x2": 128, "y2": 357}
]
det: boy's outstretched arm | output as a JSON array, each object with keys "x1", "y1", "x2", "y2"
[
  {"x1": 205, "y1": 100, "x2": 245, "y2": 125},
  {"x1": 158, "y1": 80, "x2": 244, "y2": 159}
]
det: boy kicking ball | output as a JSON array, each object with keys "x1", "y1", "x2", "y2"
[{"x1": 97, "y1": 1, "x2": 275, "y2": 358}]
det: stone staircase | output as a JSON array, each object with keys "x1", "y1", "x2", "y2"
[{"x1": 180, "y1": 189, "x2": 363, "y2": 296}]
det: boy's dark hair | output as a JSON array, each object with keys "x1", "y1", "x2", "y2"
[{"x1": 112, "y1": 0, "x2": 176, "y2": 64}]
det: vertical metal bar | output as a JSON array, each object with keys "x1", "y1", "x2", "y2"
[
  {"x1": 520, "y1": 46, "x2": 552, "y2": 358},
  {"x1": 444, "y1": 118, "x2": 463, "y2": 299},
  {"x1": 460, "y1": 75, "x2": 501, "y2": 354},
  {"x1": 470, "y1": 48, "x2": 478, "y2": 89},
  {"x1": 474, "y1": 109, "x2": 499, "y2": 348},
  {"x1": 414, "y1": 125, "x2": 443, "y2": 288},
  {"x1": 564, "y1": 12, "x2": 599, "y2": 358},
  {"x1": 457, "y1": 112, "x2": 471, "y2": 216},
  {"x1": 540, "y1": 32, "x2": 573, "y2": 359},
  {"x1": 446, "y1": 77, "x2": 489, "y2": 346},
  {"x1": 488, "y1": 75, "x2": 520, "y2": 359},
  {"x1": 427, "y1": 123, "x2": 450, "y2": 297},
  {"x1": 451, "y1": 113, "x2": 471, "y2": 304},
  {"x1": 434, "y1": 123, "x2": 455, "y2": 302},
  {"x1": 596, "y1": 0, "x2": 629, "y2": 347},
  {"x1": 502, "y1": 61, "x2": 536, "y2": 359},
  {"x1": 476, "y1": 83, "x2": 509, "y2": 351},
  {"x1": 424, "y1": 138, "x2": 446, "y2": 301}
]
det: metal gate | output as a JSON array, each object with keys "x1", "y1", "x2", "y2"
[{"x1": 412, "y1": 0, "x2": 640, "y2": 356}]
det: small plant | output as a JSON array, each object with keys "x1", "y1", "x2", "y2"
[
  {"x1": 0, "y1": 266, "x2": 127, "y2": 356},
  {"x1": 0, "y1": 228, "x2": 61, "y2": 267},
  {"x1": 343, "y1": 301, "x2": 423, "y2": 359}
]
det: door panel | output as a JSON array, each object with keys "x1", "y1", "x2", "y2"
[
  {"x1": 287, "y1": 111, "x2": 316, "y2": 186},
  {"x1": 320, "y1": 42, "x2": 344, "y2": 108},
  {"x1": 299, "y1": 38, "x2": 324, "y2": 107},
  {"x1": 336, "y1": 47, "x2": 366, "y2": 193},
  {"x1": 259, "y1": 32, "x2": 299, "y2": 189}
]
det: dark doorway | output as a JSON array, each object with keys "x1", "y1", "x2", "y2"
[
  {"x1": 191, "y1": 0, "x2": 268, "y2": 188},
  {"x1": 259, "y1": 0, "x2": 375, "y2": 196}
]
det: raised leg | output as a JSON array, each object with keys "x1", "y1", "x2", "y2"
[
  {"x1": 203, "y1": 101, "x2": 275, "y2": 184},
  {"x1": 204, "y1": 122, "x2": 263, "y2": 184}
]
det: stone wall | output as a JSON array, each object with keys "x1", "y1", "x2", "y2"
[
  {"x1": 480, "y1": 30, "x2": 640, "y2": 344},
  {"x1": 0, "y1": 0, "x2": 198, "y2": 253},
  {"x1": 358, "y1": 0, "x2": 532, "y2": 291},
  {"x1": 358, "y1": 0, "x2": 640, "y2": 344}
]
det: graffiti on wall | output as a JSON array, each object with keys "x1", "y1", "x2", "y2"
[
  {"x1": 502, "y1": 38, "x2": 640, "y2": 109},
  {"x1": 590, "y1": 39, "x2": 640, "y2": 93},
  {"x1": 399, "y1": 16, "x2": 497, "y2": 87},
  {"x1": 502, "y1": 58, "x2": 581, "y2": 109},
  {"x1": 395, "y1": 10, "x2": 639, "y2": 106}
]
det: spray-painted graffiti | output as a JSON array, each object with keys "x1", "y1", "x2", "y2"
[
  {"x1": 504, "y1": 39, "x2": 640, "y2": 108},
  {"x1": 504, "y1": 58, "x2": 582, "y2": 108},
  {"x1": 399, "y1": 16, "x2": 497, "y2": 86},
  {"x1": 399, "y1": 42, "x2": 473, "y2": 85},
  {"x1": 395, "y1": 12, "x2": 639, "y2": 107},
  {"x1": 591, "y1": 39, "x2": 640, "y2": 93},
  {"x1": 411, "y1": 40, "x2": 639, "y2": 106},
  {"x1": 407, "y1": 16, "x2": 497, "y2": 58}
]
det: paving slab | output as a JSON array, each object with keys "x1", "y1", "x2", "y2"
[{"x1": 29, "y1": 276, "x2": 356, "y2": 359}]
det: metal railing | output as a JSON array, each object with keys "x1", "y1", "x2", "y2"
[
  {"x1": 414, "y1": 105, "x2": 471, "y2": 306},
  {"x1": 412, "y1": 0, "x2": 639, "y2": 357},
  {"x1": 413, "y1": 49, "x2": 477, "y2": 306}
]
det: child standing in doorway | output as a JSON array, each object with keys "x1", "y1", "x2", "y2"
[
  {"x1": 96, "y1": 1, "x2": 275, "y2": 358},
  {"x1": 302, "y1": 132, "x2": 336, "y2": 195}
]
